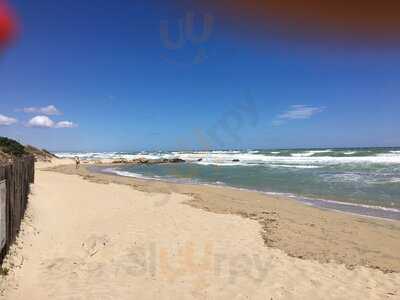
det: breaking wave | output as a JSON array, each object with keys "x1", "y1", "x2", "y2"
[{"x1": 56, "y1": 148, "x2": 400, "y2": 166}]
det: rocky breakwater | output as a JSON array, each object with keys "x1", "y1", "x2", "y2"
[{"x1": 111, "y1": 157, "x2": 186, "y2": 165}]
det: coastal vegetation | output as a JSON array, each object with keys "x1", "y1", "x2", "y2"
[{"x1": 0, "y1": 136, "x2": 56, "y2": 162}]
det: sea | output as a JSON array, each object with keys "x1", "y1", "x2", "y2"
[{"x1": 55, "y1": 147, "x2": 400, "y2": 220}]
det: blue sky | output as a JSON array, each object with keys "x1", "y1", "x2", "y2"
[{"x1": 0, "y1": 0, "x2": 399, "y2": 151}]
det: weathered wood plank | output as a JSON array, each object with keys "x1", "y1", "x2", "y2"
[{"x1": 0, "y1": 156, "x2": 35, "y2": 264}]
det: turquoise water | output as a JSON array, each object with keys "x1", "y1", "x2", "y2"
[{"x1": 58, "y1": 148, "x2": 400, "y2": 220}]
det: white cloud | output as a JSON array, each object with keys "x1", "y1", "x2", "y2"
[
  {"x1": 27, "y1": 116, "x2": 78, "y2": 129},
  {"x1": 55, "y1": 121, "x2": 78, "y2": 128},
  {"x1": 0, "y1": 114, "x2": 18, "y2": 126},
  {"x1": 41, "y1": 105, "x2": 61, "y2": 115},
  {"x1": 22, "y1": 105, "x2": 61, "y2": 115},
  {"x1": 278, "y1": 105, "x2": 324, "y2": 120},
  {"x1": 273, "y1": 105, "x2": 324, "y2": 126},
  {"x1": 27, "y1": 116, "x2": 55, "y2": 128}
]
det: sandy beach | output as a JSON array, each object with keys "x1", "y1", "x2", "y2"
[
  {"x1": 3, "y1": 0, "x2": 400, "y2": 298},
  {"x1": 1, "y1": 159, "x2": 400, "y2": 299}
]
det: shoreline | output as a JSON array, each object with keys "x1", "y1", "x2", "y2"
[
  {"x1": 98, "y1": 165, "x2": 400, "y2": 221},
  {"x1": 48, "y1": 162, "x2": 400, "y2": 273}
]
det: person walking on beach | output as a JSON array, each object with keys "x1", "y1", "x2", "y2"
[{"x1": 75, "y1": 156, "x2": 80, "y2": 169}]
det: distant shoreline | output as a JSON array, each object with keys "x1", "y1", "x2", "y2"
[
  {"x1": 54, "y1": 147, "x2": 400, "y2": 215},
  {"x1": 97, "y1": 164, "x2": 400, "y2": 221}
]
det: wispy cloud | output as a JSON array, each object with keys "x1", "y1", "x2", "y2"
[
  {"x1": 21, "y1": 105, "x2": 62, "y2": 116},
  {"x1": 278, "y1": 105, "x2": 324, "y2": 120},
  {"x1": 0, "y1": 114, "x2": 18, "y2": 126},
  {"x1": 273, "y1": 105, "x2": 324, "y2": 126},
  {"x1": 54, "y1": 121, "x2": 78, "y2": 128},
  {"x1": 27, "y1": 116, "x2": 78, "y2": 129}
]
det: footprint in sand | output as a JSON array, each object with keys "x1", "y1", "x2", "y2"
[
  {"x1": 81, "y1": 234, "x2": 110, "y2": 258},
  {"x1": 40, "y1": 235, "x2": 115, "y2": 299}
]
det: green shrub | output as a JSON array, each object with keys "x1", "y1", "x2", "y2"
[{"x1": 0, "y1": 137, "x2": 27, "y2": 157}]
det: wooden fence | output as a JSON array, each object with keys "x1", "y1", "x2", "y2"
[{"x1": 0, "y1": 156, "x2": 35, "y2": 265}]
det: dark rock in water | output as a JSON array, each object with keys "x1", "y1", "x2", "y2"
[
  {"x1": 130, "y1": 158, "x2": 150, "y2": 164},
  {"x1": 168, "y1": 158, "x2": 186, "y2": 163},
  {"x1": 112, "y1": 158, "x2": 129, "y2": 164},
  {"x1": 232, "y1": 159, "x2": 240, "y2": 162},
  {"x1": 129, "y1": 157, "x2": 186, "y2": 165},
  {"x1": 197, "y1": 158, "x2": 203, "y2": 162},
  {"x1": 147, "y1": 159, "x2": 163, "y2": 164}
]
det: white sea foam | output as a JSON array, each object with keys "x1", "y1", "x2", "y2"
[
  {"x1": 56, "y1": 152, "x2": 174, "y2": 161},
  {"x1": 343, "y1": 151, "x2": 356, "y2": 155},
  {"x1": 195, "y1": 160, "x2": 250, "y2": 167},
  {"x1": 261, "y1": 191, "x2": 400, "y2": 214},
  {"x1": 270, "y1": 164, "x2": 322, "y2": 169},
  {"x1": 102, "y1": 168, "x2": 159, "y2": 180},
  {"x1": 298, "y1": 197, "x2": 400, "y2": 213},
  {"x1": 379, "y1": 153, "x2": 398, "y2": 157},
  {"x1": 247, "y1": 150, "x2": 260, "y2": 154},
  {"x1": 56, "y1": 149, "x2": 400, "y2": 166},
  {"x1": 55, "y1": 152, "x2": 120, "y2": 159},
  {"x1": 290, "y1": 149, "x2": 332, "y2": 157},
  {"x1": 187, "y1": 153, "x2": 400, "y2": 166}
]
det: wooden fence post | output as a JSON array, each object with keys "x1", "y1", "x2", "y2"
[{"x1": 0, "y1": 156, "x2": 35, "y2": 265}]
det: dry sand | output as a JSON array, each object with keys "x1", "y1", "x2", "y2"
[
  {"x1": 0, "y1": 159, "x2": 399, "y2": 299},
  {"x1": 53, "y1": 162, "x2": 400, "y2": 273}
]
